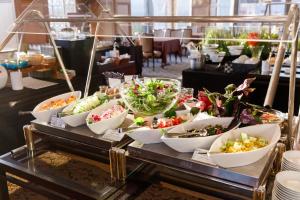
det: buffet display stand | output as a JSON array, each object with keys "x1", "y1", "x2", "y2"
[{"x1": 0, "y1": 1, "x2": 300, "y2": 200}]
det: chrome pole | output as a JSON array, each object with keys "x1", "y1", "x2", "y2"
[
  {"x1": 42, "y1": 20, "x2": 75, "y2": 92},
  {"x1": 84, "y1": 22, "x2": 100, "y2": 97},
  {"x1": 287, "y1": 5, "x2": 299, "y2": 150},
  {"x1": 22, "y1": 15, "x2": 288, "y2": 23},
  {"x1": 264, "y1": 4, "x2": 297, "y2": 107}
]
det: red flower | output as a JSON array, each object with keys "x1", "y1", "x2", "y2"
[
  {"x1": 247, "y1": 32, "x2": 259, "y2": 47},
  {"x1": 198, "y1": 91, "x2": 212, "y2": 111}
]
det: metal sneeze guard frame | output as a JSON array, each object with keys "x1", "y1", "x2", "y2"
[{"x1": 0, "y1": 2, "x2": 299, "y2": 149}]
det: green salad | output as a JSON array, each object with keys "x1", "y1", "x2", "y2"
[
  {"x1": 62, "y1": 93, "x2": 108, "y2": 116},
  {"x1": 122, "y1": 79, "x2": 180, "y2": 116}
]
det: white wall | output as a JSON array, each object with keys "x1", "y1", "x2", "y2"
[{"x1": 0, "y1": 0, "x2": 17, "y2": 51}]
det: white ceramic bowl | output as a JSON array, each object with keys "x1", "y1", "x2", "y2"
[
  {"x1": 32, "y1": 91, "x2": 81, "y2": 123},
  {"x1": 161, "y1": 117, "x2": 235, "y2": 153},
  {"x1": 0, "y1": 66, "x2": 8, "y2": 89},
  {"x1": 127, "y1": 110, "x2": 192, "y2": 144},
  {"x1": 61, "y1": 95, "x2": 107, "y2": 127},
  {"x1": 208, "y1": 124, "x2": 281, "y2": 168},
  {"x1": 227, "y1": 45, "x2": 244, "y2": 51},
  {"x1": 86, "y1": 100, "x2": 128, "y2": 135},
  {"x1": 210, "y1": 52, "x2": 226, "y2": 63}
]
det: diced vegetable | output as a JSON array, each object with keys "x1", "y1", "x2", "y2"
[{"x1": 221, "y1": 133, "x2": 268, "y2": 153}]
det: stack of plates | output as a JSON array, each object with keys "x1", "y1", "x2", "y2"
[
  {"x1": 272, "y1": 171, "x2": 300, "y2": 200},
  {"x1": 282, "y1": 150, "x2": 300, "y2": 171}
]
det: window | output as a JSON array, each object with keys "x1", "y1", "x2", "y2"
[
  {"x1": 151, "y1": 0, "x2": 172, "y2": 29},
  {"x1": 210, "y1": 0, "x2": 235, "y2": 16},
  {"x1": 238, "y1": 0, "x2": 286, "y2": 16},
  {"x1": 175, "y1": 0, "x2": 192, "y2": 29},
  {"x1": 48, "y1": 0, "x2": 76, "y2": 31}
]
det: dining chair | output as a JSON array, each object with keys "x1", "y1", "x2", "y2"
[
  {"x1": 170, "y1": 29, "x2": 183, "y2": 63},
  {"x1": 140, "y1": 34, "x2": 162, "y2": 71},
  {"x1": 182, "y1": 29, "x2": 193, "y2": 56},
  {"x1": 154, "y1": 29, "x2": 164, "y2": 38},
  {"x1": 164, "y1": 29, "x2": 171, "y2": 37}
]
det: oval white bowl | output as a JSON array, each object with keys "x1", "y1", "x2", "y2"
[
  {"x1": 227, "y1": 45, "x2": 244, "y2": 50},
  {"x1": 32, "y1": 91, "x2": 81, "y2": 123},
  {"x1": 61, "y1": 95, "x2": 107, "y2": 127},
  {"x1": 127, "y1": 110, "x2": 192, "y2": 144},
  {"x1": 86, "y1": 100, "x2": 128, "y2": 135},
  {"x1": 161, "y1": 117, "x2": 235, "y2": 153},
  {"x1": 208, "y1": 124, "x2": 281, "y2": 168}
]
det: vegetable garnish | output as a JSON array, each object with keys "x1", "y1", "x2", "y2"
[{"x1": 134, "y1": 117, "x2": 145, "y2": 126}]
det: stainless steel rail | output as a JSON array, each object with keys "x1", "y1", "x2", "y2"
[{"x1": 22, "y1": 15, "x2": 289, "y2": 23}]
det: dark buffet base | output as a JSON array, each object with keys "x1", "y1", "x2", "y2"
[
  {"x1": 0, "y1": 140, "x2": 144, "y2": 200},
  {"x1": 3, "y1": 146, "x2": 200, "y2": 200},
  {"x1": 0, "y1": 76, "x2": 100, "y2": 155},
  {"x1": 182, "y1": 64, "x2": 300, "y2": 114},
  {"x1": 127, "y1": 141, "x2": 276, "y2": 189},
  {"x1": 31, "y1": 120, "x2": 131, "y2": 151},
  {"x1": 1, "y1": 120, "x2": 276, "y2": 200},
  {"x1": 0, "y1": 57, "x2": 139, "y2": 155}
]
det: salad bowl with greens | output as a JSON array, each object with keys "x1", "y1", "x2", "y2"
[{"x1": 120, "y1": 78, "x2": 181, "y2": 116}]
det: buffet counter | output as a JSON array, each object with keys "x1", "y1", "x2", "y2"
[
  {"x1": 0, "y1": 76, "x2": 102, "y2": 155},
  {"x1": 182, "y1": 67, "x2": 300, "y2": 113}
]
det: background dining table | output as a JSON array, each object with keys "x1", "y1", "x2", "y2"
[{"x1": 154, "y1": 39, "x2": 181, "y2": 65}]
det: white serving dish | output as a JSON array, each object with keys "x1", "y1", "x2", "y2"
[
  {"x1": 32, "y1": 91, "x2": 81, "y2": 123},
  {"x1": 61, "y1": 95, "x2": 107, "y2": 127},
  {"x1": 86, "y1": 100, "x2": 128, "y2": 135},
  {"x1": 208, "y1": 124, "x2": 281, "y2": 168},
  {"x1": 161, "y1": 117, "x2": 235, "y2": 153},
  {"x1": 228, "y1": 45, "x2": 244, "y2": 56},
  {"x1": 0, "y1": 66, "x2": 8, "y2": 89},
  {"x1": 210, "y1": 51, "x2": 226, "y2": 63},
  {"x1": 126, "y1": 110, "x2": 192, "y2": 144}
]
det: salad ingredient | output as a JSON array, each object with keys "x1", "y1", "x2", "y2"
[
  {"x1": 62, "y1": 93, "x2": 108, "y2": 116},
  {"x1": 134, "y1": 117, "x2": 145, "y2": 126},
  {"x1": 190, "y1": 107, "x2": 200, "y2": 116},
  {"x1": 240, "y1": 104, "x2": 283, "y2": 125},
  {"x1": 163, "y1": 106, "x2": 177, "y2": 118},
  {"x1": 134, "y1": 114, "x2": 188, "y2": 129},
  {"x1": 39, "y1": 95, "x2": 76, "y2": 111},
  {"x1": 220, "y1": 133, "x2": 268, "y2": 153},
  {"x1": 180, "y1": 125, "x2": 227, "y2": 138},
  {"x1": 121, "y1": 79, "x2": 179, "y2": 116},
  {"x1": 195, "y1": 78, "x2": 255, "y2": 117},
  {"x1": 87, "y1": 105, "x2": 125, "y2": 124},
  {"x1": 155, "y1": 116, "x2": 186, "y2": 129}
]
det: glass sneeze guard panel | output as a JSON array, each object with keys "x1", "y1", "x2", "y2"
[{"x1": 4, "y1": 0, "x2": 300, "y2": 44}]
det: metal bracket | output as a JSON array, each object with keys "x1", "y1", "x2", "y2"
[
  {"x1": 109, "y1": 147, "x2": 126, "y2": 182},
  {"x1": 23, "y1": 125, "x2": 35, "y2": 158},
  {"x1": 273, "y1": 143, "x2": 286, "y2": 174},
  {"x1": 253, "y1": 185, "x2": 266, "y2": 200}
]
